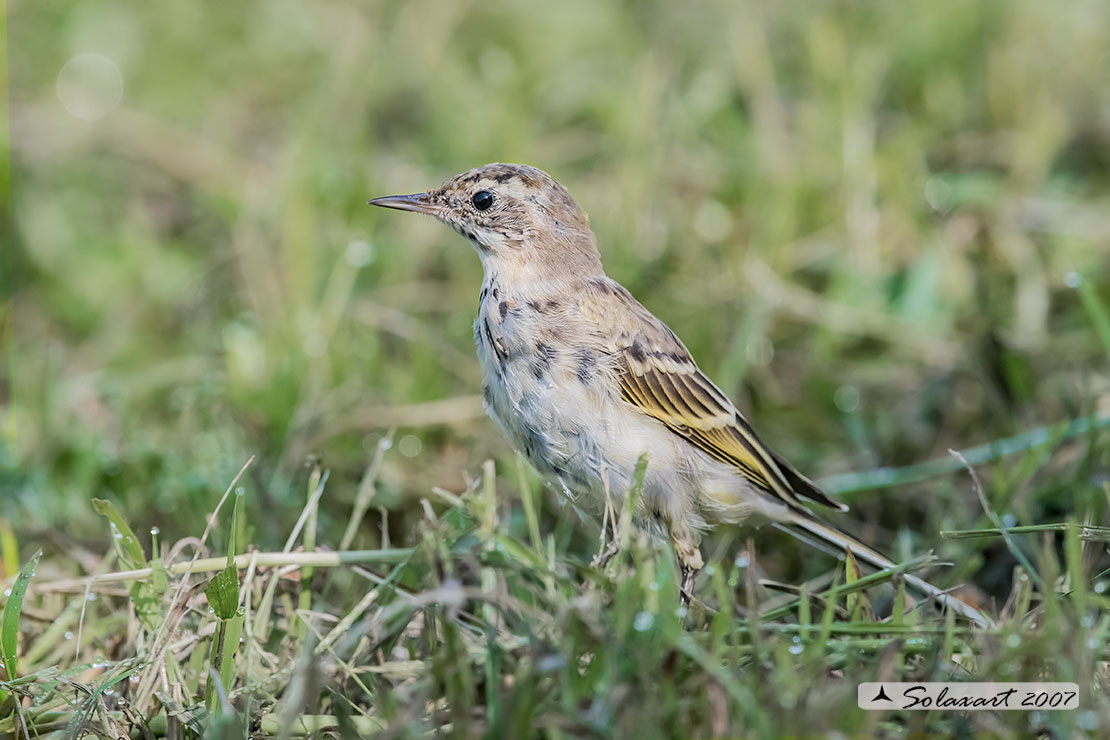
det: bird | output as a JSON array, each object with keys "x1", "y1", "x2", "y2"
[{"x1": 369, "y1": 163, "x2": 991, "y2": 627}]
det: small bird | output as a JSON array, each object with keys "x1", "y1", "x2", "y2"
[{"x1": 370, "y1": 163, "x2": 990, "y2": 626}]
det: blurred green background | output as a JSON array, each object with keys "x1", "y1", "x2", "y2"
[{"x1": 5, "y1": 0, "x2": 1109, "y2": 588}]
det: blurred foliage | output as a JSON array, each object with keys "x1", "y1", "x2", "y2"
[{"x1": 4, "y1": 0, "x2": 1110, "y2": 596}]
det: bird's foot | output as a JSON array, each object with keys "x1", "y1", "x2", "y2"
[
  {"x1": 592, "y1": 541, "x2": 620, "y2": 570},
  {"x1": 679, "y1": 564, "x2": 697, "y2": 606},
  {"x1": 675, "y1": 542, "x2": 703, "y2": 607}
]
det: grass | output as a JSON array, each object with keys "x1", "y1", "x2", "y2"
[
  {"x1": 4, "y1": 0, "x2": 1110, "y2": 736},
  {"x1": 2, "y1": 443, "x2": 1109, "y2": 737}
]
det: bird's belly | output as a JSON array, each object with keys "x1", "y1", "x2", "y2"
[
  {"x1": 473, "y1": 338, "x2": 686, "y2": 522},
  {"x1": 472, "y1": 309, "x2": 777, "y2": 532},
  {"x1": 477, "y1": 342, "x2": 608, "y2": 497}
]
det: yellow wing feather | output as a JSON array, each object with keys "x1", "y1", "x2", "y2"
[{"x1": 580, "y1": 282, "x2": 847, "y2": 513}]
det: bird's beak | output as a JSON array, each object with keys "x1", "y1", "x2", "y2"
[{"x1": 367, "y1": 192, "x2": 439, "y2": 215}]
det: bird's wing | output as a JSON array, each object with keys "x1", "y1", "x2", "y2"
[{"x1": 578, "y1": 279, "x2": 846, "y2": 513}]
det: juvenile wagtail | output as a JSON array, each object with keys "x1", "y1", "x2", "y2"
[{"x1": 370, "y1": 163, "x2": 990, "y2": 627}]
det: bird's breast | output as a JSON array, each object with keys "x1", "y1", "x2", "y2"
[
  {"x1": 473, "y1": 284, "x2": 617, "y2": 500},
  {"x1": 470, "y1": 280, "x2": 766, "y2": 532}
]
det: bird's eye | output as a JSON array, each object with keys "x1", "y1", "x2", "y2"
[{"x1": 472, "y1": 190, "x2": 494, "y2": 211}]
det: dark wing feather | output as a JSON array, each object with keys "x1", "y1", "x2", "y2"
[{"x1": 579, "y1": 282, "x2": 846, "y2": 513}]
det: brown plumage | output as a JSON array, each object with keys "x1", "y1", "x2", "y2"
[
  {"x1": 370, "y1": 162, "x2": 992, "y2": 627},
  {"x1": 579, "y1": 280, "x2": 846, "y2": 513}
]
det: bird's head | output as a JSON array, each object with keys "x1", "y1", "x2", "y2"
[{"x1": 370, "y1": 163, "x2": 602, "y2": 275}]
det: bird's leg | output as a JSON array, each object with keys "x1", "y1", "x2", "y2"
[
  {"x1": 672, "y1": 532, "x2": 704, "y2": 606},
  {"x1": 678, "y1": 563, "x2": 696, "y2": 604},
  {"x1": 592, "y1": 540, "x2": 620, "y2": 569},
  {"x1": 592, "y1": 472, "x2": 621, "y2": 570}
]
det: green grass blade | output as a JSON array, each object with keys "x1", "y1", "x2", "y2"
[
  {"x1": 1065, "y1": 520, "x2": 1087, "y2": 616},
  {"x1": 2, "y1": 549, "x2": 40, "y2": 687},
  {"x1": 219, "y1": 610, "x2": 244, "y2": 707},
  {"x1": 757, "y1": 555, "x2": 936, "y2": 622},
  {"x1": 941, "y1": 523, "x2": 1110, "y2": 541},
  {"x1": 820, "y1": 414, "x2": 1110, "y2": 494},
  {"x1": 0, "y1": 522, "x2": 16, "y2": 581},
  {"x1": 206, "y1": 567, "x2": 241, "y2": 621},
  {"x1": 91, "y1": 499, "x2": 148, "y2": 570},
  {"x1": 1, "y1": 550, "x2": 39, "y2": 716},
  {"x1": 514, "y1": 454, "x2": 543, "y2": 556},
  {"x1": 1072, "y1": 272, "x2": 1110, "y2": 358},
  {"x1": 295, "y1": 465, "x2": 322, "y2": 642},
  {"x1": 65, "y1": 663, "x2": 144, "y2": 737},
  {"x1": 618, "y1": 454, "x2": 649, "y2": 552}
]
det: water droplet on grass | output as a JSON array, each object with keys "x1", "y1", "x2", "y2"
[
  {"x1": 64, "y1": 631, "x2": 74, "y2": 640},
  {"x1": 633, "y1": 612, "x2": 654, "y2": 631},
  {"x1": 1005, "y1": 634, "x2": 1022, "y2": 648},
  {"x1": 734, "y1": 553, "x2": 750, "y2": 569},
  {"x1": 1065, "y1": 272, "x2": 1081, "y2": 288},
  {"x1": 150, "y1": 527, "x2": 160, "y2": 536}
]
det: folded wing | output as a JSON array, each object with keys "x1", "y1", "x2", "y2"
[{"x1": 580, "y1": 281, "x2": 846, "y2": 513}]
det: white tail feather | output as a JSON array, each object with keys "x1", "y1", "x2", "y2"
[{"x1": 783, "y1": 510, "x2": 994, "y2": 628}]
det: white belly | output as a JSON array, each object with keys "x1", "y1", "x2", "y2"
[
  {"x1": 472, "y1": 289, "x2": 784, "y2": 535},
  {"x1": 475, "y1": 308, "x2": 617, "y2": 503}
]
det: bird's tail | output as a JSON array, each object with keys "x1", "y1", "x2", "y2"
[{"x1": 779, "y1": 509, "x2": 994, "y2": 628}]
